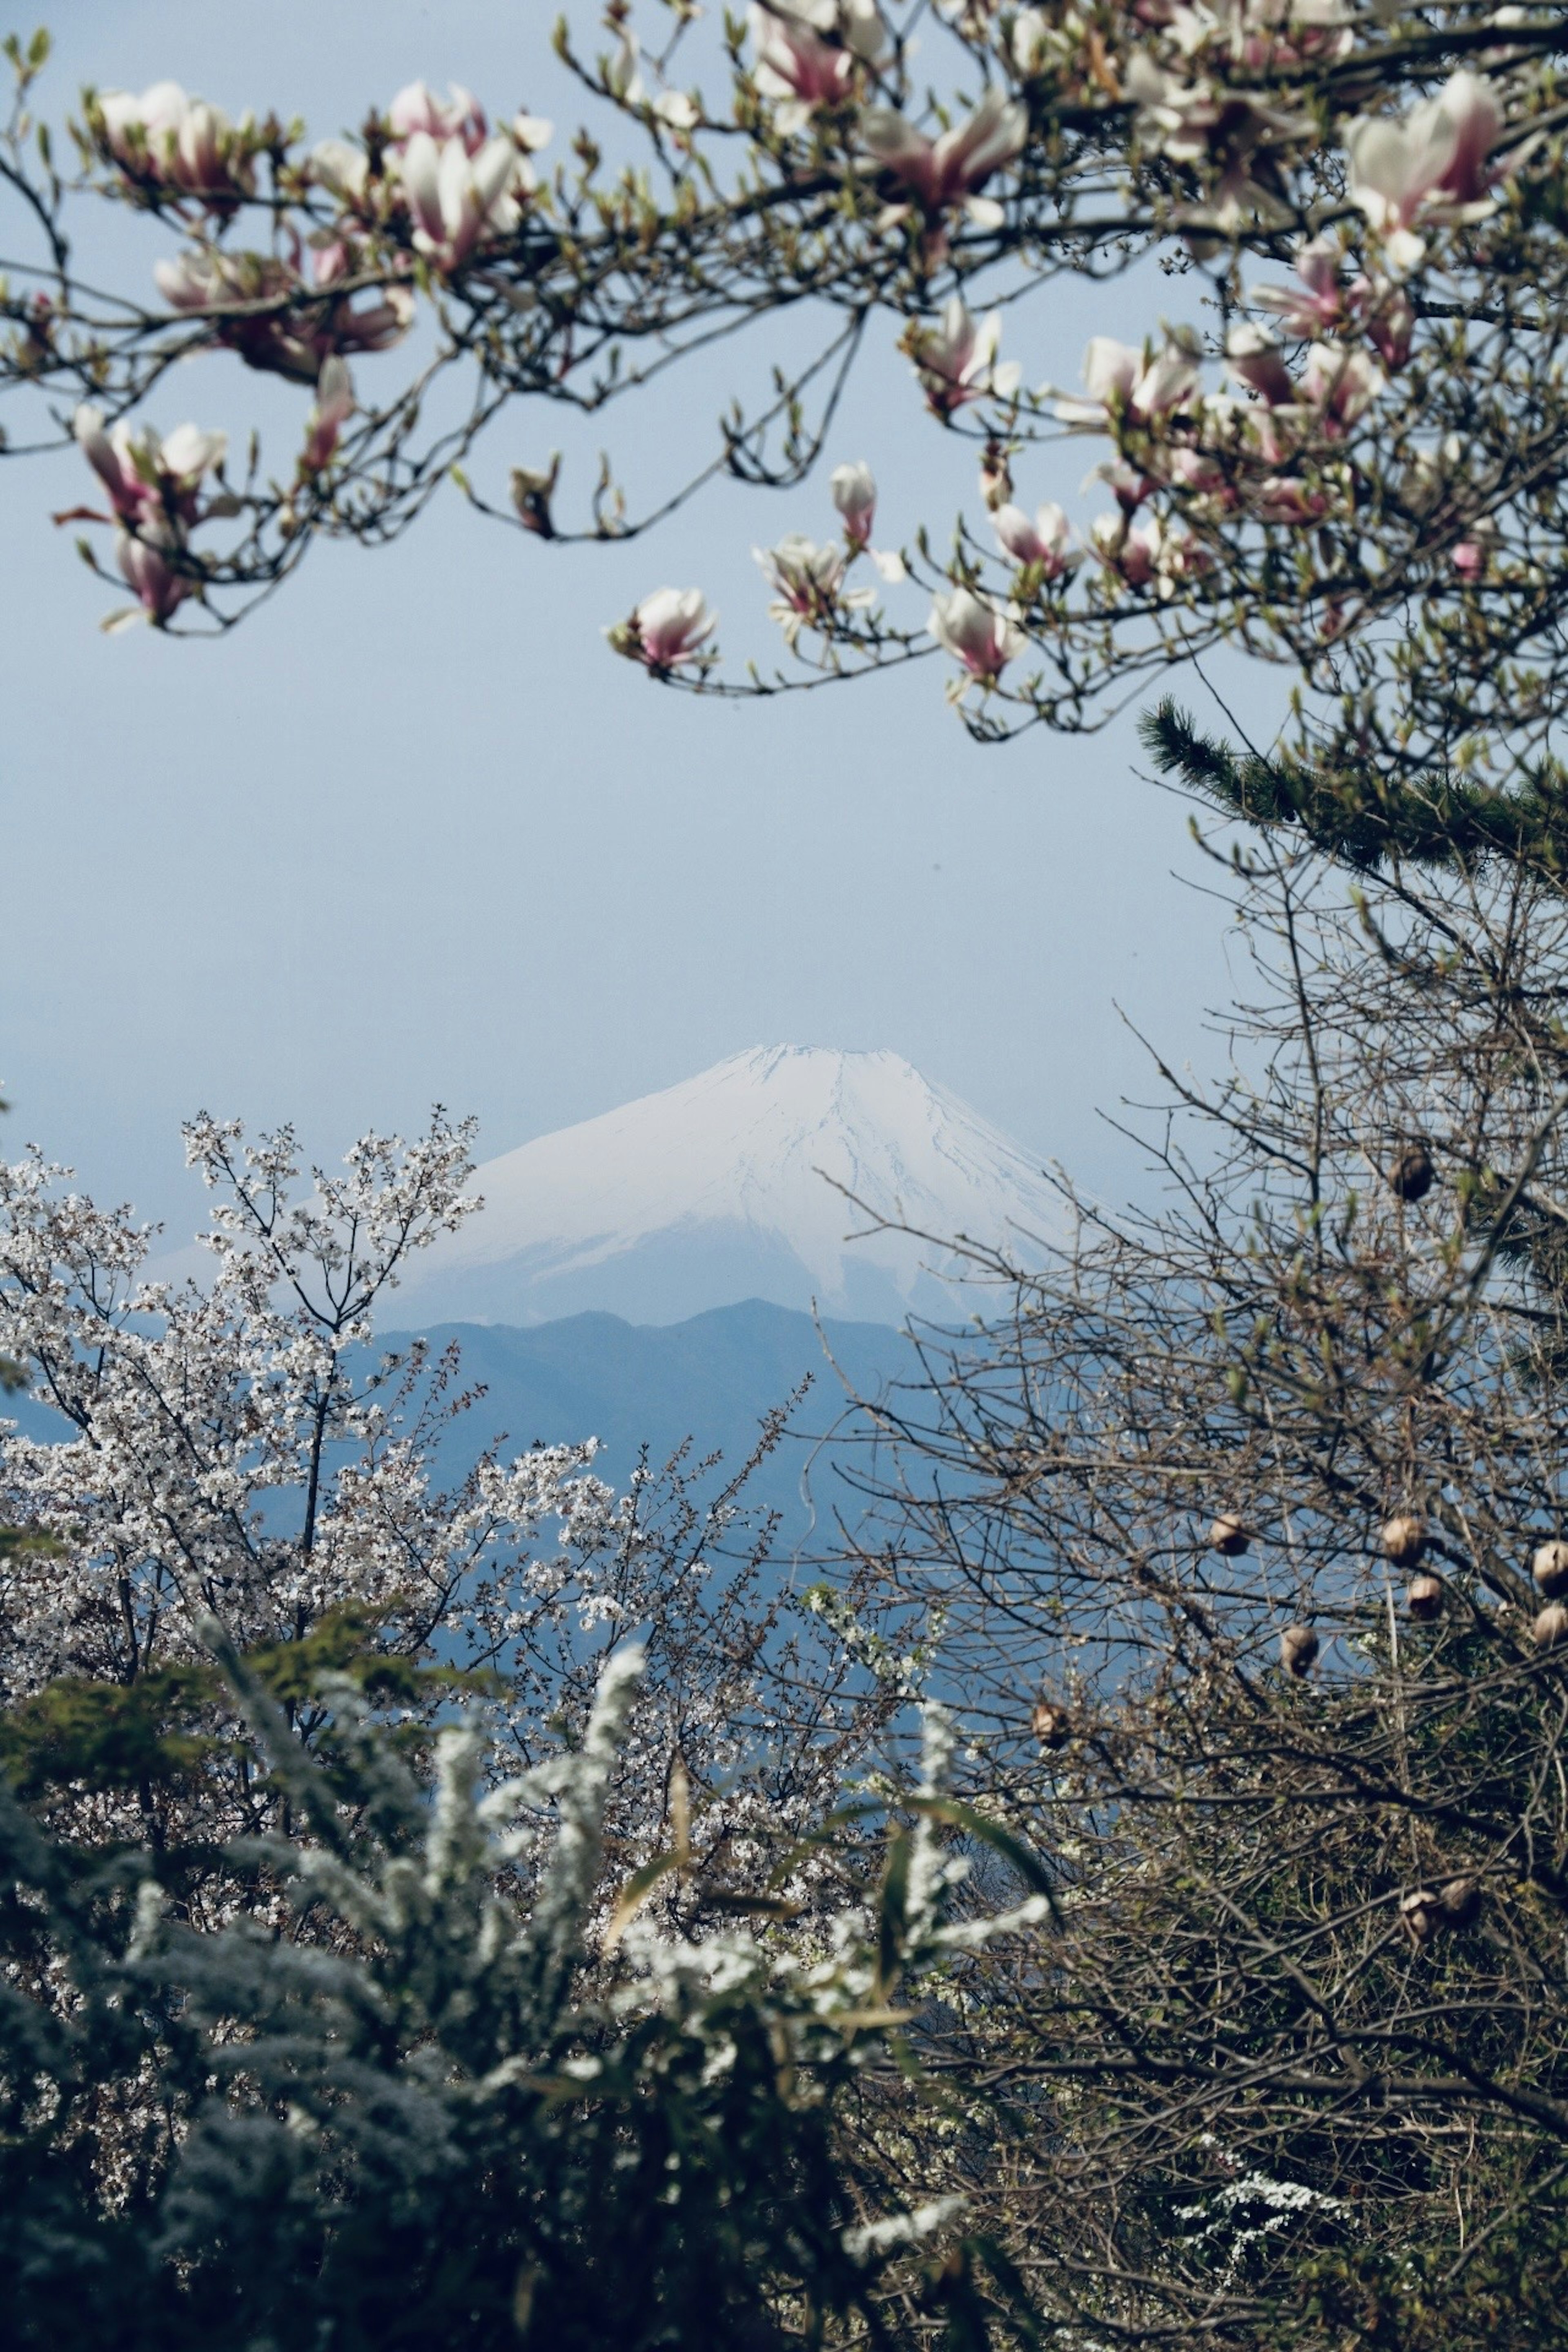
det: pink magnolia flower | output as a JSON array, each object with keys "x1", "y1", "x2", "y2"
[
  {"x1": 1125, "y1": 55, "x2": 1313, "y2": 230},
  {"x1": 396, "y1": 131, "x2": 529, "y2": 272},
  {"x1": 154, "y1": 241, "x2": 413, "y2": 381},
  {"x1": 929, "y1": 587, "x2": 1025, "y2": 682},
  {"x1": 608, "y1": 587, "x2": 719, "y2": 670},
  {"x1": 94, "y1": 81, "x2": 256, "y2": 206},
  {"x1": 993, "y1": 500, "x2": 1076, "y2": 577},
  {"x1": 749, "y1": 1, "x2": 885, "y2": 132},
  {"x1": 1299, "y1": 341, "x2": 1385, "y2": 432},
  {"x1": 1347, "y1": 71, "x2": 1503, "y2": 272},
  {"x1": 1252, "y1": 236, "x2": 1346, "y2": 336},
  {"x1": 1091, "y1": 511, "x2": 1208, "y2": 596},
  {"x1": 1057, "y1": 336, "x2": 1202, "y2": 432},
  {"x1": 904, "y1": 298, "x2": 1022, "y2": 419},
  {"x1": 115, "y1": 526, "x2": 193, "y2": 626},
  {"x1": 830, "y1": 459, "x2": 876, "y2": 546},
  {"x1": 755, "y1": 532, "x2": 876, "y2": 646},
  {"x1": 301, "y1": 356, "x2": 354, "y2": 473},
  {"x1": 1354, "y1": 278, "x2": 1416, "y2": 370},
  {"x1": 75, "y1": 407, "x2": 228, "y2": 530},
  {"x1": 861, "y1": 87, "x2": 1027, "y2": 227},
  {"x1": 1225, "y1": 323, "x2": 1294, "y2": 407},
  {"x1": 1250, "y1": 474, "x2": 1337, "y2": 526},
  {"x1": 387, "y1": 81, "x2": 488, "y2": 156}
]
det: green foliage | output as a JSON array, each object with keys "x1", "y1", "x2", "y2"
[
  {"x1": 0, "y1": 1601, "x2": 487, "y2": 1803},
  {"x1": 1140, "y1": 699, "x2": 1568, "y2": 876},
  {"x1": 0, "y1": 1641, "x2": 1042, "y2": 2352}
]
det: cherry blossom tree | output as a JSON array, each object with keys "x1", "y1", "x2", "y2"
[{"x1": 0, "y1": 1107, "x2": 885, "y2": 1884}]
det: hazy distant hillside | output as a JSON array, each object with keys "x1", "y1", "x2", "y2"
[
  {"x1": 394, "y1": 1044, "x2": 1054, "y2": 1327},
  {"x1": 386, "y1": 1298, "x2": 915, "y2": 1541}
]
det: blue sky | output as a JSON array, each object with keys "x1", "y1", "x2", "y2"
[{"x1": 0, "y1": 2, "x2": 1259, "y2": 1243}]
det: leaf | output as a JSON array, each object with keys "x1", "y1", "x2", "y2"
[{"x1": 906, "y1": 1794, "x2": 1060, "y2": 1916}]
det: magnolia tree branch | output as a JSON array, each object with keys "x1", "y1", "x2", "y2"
[{"x1": 0, "y1": 4, "x2": 1564, "y2": 835}]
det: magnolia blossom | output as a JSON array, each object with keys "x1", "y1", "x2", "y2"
[
  {"x1": 154, "y1": 242, "x2": 413, "y2": 380},
  {"x1": 94, "y1": 80, "x2": 256, "y2": 205},
  {"x1": 608, "y1": 587, "x2": 718, "y2": 669},
  {"x1": 993, "y1": 500, "x2": 1076, "y2": 578},
  {"x1": 1252, "y1": 236, "x2": 1347, "y2": 336},
  {"x1": 1225, "y1": 323, "x2": 1295, "y2": 407},
  {"x1": 301, "y1": 357, "x2": 355, "y2": 473},
  {"x1": 1347, "y1": 71, "x2": 1503, "y2": 272},
  {"x1": 1165, "y1": 0, "x2": 1353, "y2": 71},
  {"x1": 1091, "y1": 510, "x2": 1209, "y2": 597},
  {"x1": 75, "y1": 407, "x2": 228, "y2": 530},
  {"x1": 928, "y1": 588, "x2": 1025, "y2": 683},
  {"x1": 861, "y1": 88, "x2": 1027, "y2": 228},
  {"x1": 387, "y1": 80, "x2": 489, "y2": 155},
  {"x1": 114, "y1": 526, "x2": 193, "y2": 627},
  {"x1": 905, "y1": 298, "x2": 1021, "y2": 419},
  {"x1": 1011, "y1": 8, "x2": 1072, "y2": 77},
  {"x1": 1124, "y1": 55, "x2": 1312, "y2": 229},
  {"x1": 1057, "y1": 336, "x2": 1202, "y2": 432},
  {"x1": 749, "y1": 0, "x2": 886, "y2": 133},
  {"x1": 756, "y1": 533, "x2": 876, "y2": 646},
  {"x1": 397, "y1": 131, "x2": 530, "y2": 272},
  {"x1": 830, "y1": 459, "x2": 876, "y2": 546},
  {"x1": 1359, "y1": 281, "x2": 1416, "y2": 371},
  {"x1": 1299, "y1": 341, "x2": 1385, "y2": 431}
]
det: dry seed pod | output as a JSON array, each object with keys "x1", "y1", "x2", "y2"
[
  {"x1": 1534, "y1": 1602, "x2": 1568, "y2": 1648},
  {"x1": 1208, "y1": 1512, "x2": 1249, "y2": 1557},
  {"x1": 1279, "y1": 1623, "x2": 1319, "y2": 1677},
  {"x1": 1407, "y1": 1574, "x2": 1443, "y2": 1621},
  {"x1": 1388, "y1": 1140, "x2": 1434, "y2": 1203},
  {"x1": 1381, "y1": 1514, "x2": 1426, "y2": 1567},
  {"x1": 1532, "y1": 1540, "x2": 1568, "y2": 1598},
  {"x1": 1400, "y1": 1888, "x2": 1442, "y2": 1944},
  {"x1": 1031, "y1": 1699, "x2": 1072, "y2": 1751},
  {"x1": 1440, "y1": 1877, "x2": 1481, "y2": 1929}
]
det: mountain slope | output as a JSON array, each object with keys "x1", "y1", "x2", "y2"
[
  {"x1": 388, "y1": 1299, "x2": 913, "y2": 1536},
  {"x1": 396, "y1": 1045, "x2": 1054, "y2": 1326}
]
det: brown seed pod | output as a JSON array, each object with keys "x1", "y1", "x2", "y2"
[
  {"x1": 1381, "y1": 1514, "x2": 1426, "y2": 1567},
  {"x1": 1407, "y1": 1574, "x2": 1444, "y2": 1621},
  {"x1": 1532, "y1": 1602, "x2": 1568, "y2": 1649},
  {"x1": 1030, "y1": 1699, "x2": 1072, "y2": 1751},
  {"x1": 1208, "y1": 1512, "x2": 1250, "y2": 1557},
  {"x1": 1388, "y1": 1140, "x2": 1434, "y2": 1203},
  {"x1": 1532, "y1": 1540, "x2": 1568, "y2": 1598},
  {"x1": 1400, "y1": 1887, "x2": 1442, "y2": 1944},
  {"x1": 1279, "y1": 1623, "x2": 1319, "y2": 1677},
  {"x1": 1440, "y1": 1876, "x2": 1481, "y2": 1929}
]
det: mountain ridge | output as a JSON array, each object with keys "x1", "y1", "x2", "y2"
[{"x1": 394, "y1": 1044, "x2": 1054, "y2": 1327}]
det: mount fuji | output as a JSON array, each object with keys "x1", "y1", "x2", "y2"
[{"x1": 393, "y1": 1046, "x2": 1056, "y2": 1328}]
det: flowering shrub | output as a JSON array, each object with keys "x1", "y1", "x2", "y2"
[{"x1": 0, "y1": 1638, "x2": 1048, "y2": 2351}]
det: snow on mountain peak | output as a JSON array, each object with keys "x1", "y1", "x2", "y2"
[{"x1": 394, "y1": 1046, "x2": 1056, "y2": 1327}]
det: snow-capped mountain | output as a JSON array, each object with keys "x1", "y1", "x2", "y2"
[{"x1": 394, "y1": 1046, "x2": 1055, "y2": 1327}]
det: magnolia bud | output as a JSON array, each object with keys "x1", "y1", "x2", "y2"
[
  {"x1": 1031, "y1": 1698, "x2": 1071, "y2": 1750},
  {"x1": 1533, "y1": 1602, "x2": 1568, "y2": 1648},
  {"x1": 1209, "y1": 1512, "x2": 1249, "y2": 1557},
  {"x1": 1407, "y1": 1574, "x2": 1443, "y2": 1620},
  {"x1": 1280, "y1": 1623, "x2": 1319, "y2": 1677},
  {"x1": 1388, "y1": 1140, "x2": 1434, "y2": 1202},
  {"x1": 1381, "y1": 1515, "x2": 1425, "y2": 1567},
  {"x1": 1440, "y1": 1876, "x2": 1480, "y2": 1928},
  {"x1": 1400, "y1": 1887, "x2": 1442, "y2": 1943},
  {"x1": 1532, "y1": 1540, "x2": 1568, "y2": 1597}
]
